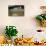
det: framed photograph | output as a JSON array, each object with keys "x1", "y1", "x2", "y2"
[{"x1": 8, "y1": 5, "x2": 24, "y2": 16}]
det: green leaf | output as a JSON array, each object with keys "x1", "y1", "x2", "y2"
[
  {"x1": 5, "y1": 26, "x2": 18, "y2": 38},
  {"x1": 36, "y1": 15, "x2": 44, "y2": 21}
]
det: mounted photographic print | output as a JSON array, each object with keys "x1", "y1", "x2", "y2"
[{"x1": 8, "y1": 5, "x2": 24, "y2": 16}]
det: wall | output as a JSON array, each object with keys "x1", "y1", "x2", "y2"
[{"x1": 0, "y1": 0, "x2": 46, "y2": 41}]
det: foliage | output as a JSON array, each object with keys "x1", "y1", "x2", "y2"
[
  {"x1": 5, "y1": 26, "x2": 18, "y2": 38},
  {"x1": 36, "y1": 14, "x2": 46, "y2": 21}
]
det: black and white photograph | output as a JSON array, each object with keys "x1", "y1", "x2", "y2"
[{"x1": 8, "y1": 5, "x2": 24, "y2": 16}]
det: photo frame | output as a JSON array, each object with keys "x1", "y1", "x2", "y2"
[{"x1": 8, "y1": 5, "x2": 24, "y2": 16}]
